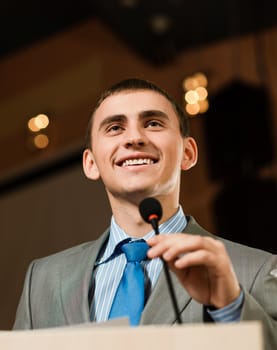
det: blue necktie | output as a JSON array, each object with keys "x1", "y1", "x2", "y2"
[{"x1": 109, "y1": 240, "x2": 149, "y2": 326}]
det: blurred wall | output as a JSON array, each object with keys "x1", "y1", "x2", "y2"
[{"x1": 0, "y1": 163, "x2": 111, "y2": 328}]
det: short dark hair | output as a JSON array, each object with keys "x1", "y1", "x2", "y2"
[{"x1": 85, "y1": 78, "x2": 190, "y2": 148}]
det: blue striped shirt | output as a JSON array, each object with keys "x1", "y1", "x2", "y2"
[
  {"x1": 90, "y1": 207, "x2": 243, "y2": 323},
  {"x1": 91, "y1": 206, "x2": 187, "y2": 322},
  {"x1": 207, "y1": 289, "x2": 244, "y2": 322}
]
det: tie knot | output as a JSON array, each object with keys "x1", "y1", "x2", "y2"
[{"x1": 121, "y1": 240, "x2": 149, "y2": 262}]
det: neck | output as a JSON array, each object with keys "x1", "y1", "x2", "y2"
[{"x1": 108, "y1": 193, "x2": 179, "y2": 238}]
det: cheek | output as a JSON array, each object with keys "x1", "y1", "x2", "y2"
[
  {"x1": 166, "y1": 141, "x2": 184, "y2": 159},
  {"x1": 93, "y1": 144, "x2": 114, "y2": 166}
]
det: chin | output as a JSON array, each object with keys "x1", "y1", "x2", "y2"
[{"x1": 118, "y1": 186, "x2": 157, "y2": 200}]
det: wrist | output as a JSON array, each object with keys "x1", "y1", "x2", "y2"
[
  {"x1": 206, "y1": 289, "x2": 244, "y2": 323},
  {"x1": 212, "y1": 284, "x2": 241, "y2": 309}
]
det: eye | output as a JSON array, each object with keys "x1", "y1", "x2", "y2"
[
  {"x1": 106, "y1": 124, "x2": 124, "y2": 134},
  {"x1": 145, "y1": 120, "x2": 163, "y2": 128}
]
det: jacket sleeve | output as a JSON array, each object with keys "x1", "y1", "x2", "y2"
[
  {"x1": 13, "y1": 261, "x2": 36, "y2": 330},
  {"x1": 241, "y1": 254, "x2": 277, "y2": 350}
]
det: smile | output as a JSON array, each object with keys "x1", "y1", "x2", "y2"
[{"x1": 122, "y1": 158, "x2": 155, "y2": 167}]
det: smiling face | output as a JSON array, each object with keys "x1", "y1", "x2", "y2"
[{"x1": 83, "y1": 89, "x2": 197, "y2": 206}]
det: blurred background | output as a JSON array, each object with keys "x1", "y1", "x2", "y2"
[{"x1": 0, "y1": 0, "x2": 277, "y2": 329}]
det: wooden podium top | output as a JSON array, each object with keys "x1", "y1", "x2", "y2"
[{"x1": 0, "y1": 321, "x2": 263, "y2": 350}]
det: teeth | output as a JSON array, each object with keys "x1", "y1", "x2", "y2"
[{"x1": 122, "y1": 158, "x2": 154, "y2": 167}]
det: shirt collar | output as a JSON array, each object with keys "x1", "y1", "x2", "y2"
[{"x1": 99, "y1": 206, "x2": 187, "y2": 263}]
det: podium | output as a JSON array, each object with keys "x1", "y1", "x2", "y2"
[{"x1": 0, "y1": 322, "x2": 263, "y2": 350}]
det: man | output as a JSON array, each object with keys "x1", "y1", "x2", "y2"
[{"x1": 14, "y1": 78, "x2": 277, "y2": 349}]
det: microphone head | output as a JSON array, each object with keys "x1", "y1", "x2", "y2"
[{"x1": 139, "y1": 197, "x2": 163, "y2": 223}]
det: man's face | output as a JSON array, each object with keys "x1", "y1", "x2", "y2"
[{"x1": 83, "y1": 90, "x2": 196, "y2": 202}]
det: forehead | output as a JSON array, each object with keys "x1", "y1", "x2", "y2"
[{"x1": 93, "y1": 90, "x2": 178, "y2": 125}]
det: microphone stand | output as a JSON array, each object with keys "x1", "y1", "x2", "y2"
[{"x1": 150, "y1": 218, "x2": 182, "y2": 324}]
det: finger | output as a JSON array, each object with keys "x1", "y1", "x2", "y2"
[
  {"x1": 147, "y1": 234, "x2": 170, "y2": 246},
  {"x1": 147, "y1": 234, "x2": 190, "y2": 259},
  {"x1": 147, "y1": 234, "x2": 178, "y2": 258},
  {"x1": 172, "y1": 249, "x2": 236, "y2": 283},
  {"x1": 172, "y1": 249, "x2": 217, "y2": 269},
  {"x1": 148, "y1": 234, "x2": 226, "y2": 261}
]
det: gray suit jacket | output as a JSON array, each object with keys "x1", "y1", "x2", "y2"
[{"x1": 13, "y1": 217, "x2": 277, "y2": 350}]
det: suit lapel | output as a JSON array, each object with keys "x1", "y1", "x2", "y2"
[
  {"x1": 141, "y1": 266, "x2": 191, "y2": 324},
  {"x1": 60, "y1": 230, "x2": 110, "y2": 324}
]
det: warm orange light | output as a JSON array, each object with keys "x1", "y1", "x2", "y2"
[
  {"x1": 28, "y1": 117, "x2": 40, "y2": 132},
  {"x1": 196, "y1": 86, "x2": 208, "y2": 101},
  {"x1": 28, "y1": 114, "x2": 49, "y2": 132},
  {"x1": 34, "y1": 114, "x2": 49, "y2": 129},
  {"x1": 183, "y1": 77, "x2": 198, "y2": 91},
  {"x1": 185, "y1": 90, "x2": 199, "y2": 104},
  {"x1": 194, "y1": 72, "x2": 208, "y2": 87},
  {"x1": 183, "y1": 72, "x2": 209, "y2": 115},
  {"x1": 33, "y1": 134, "x2": 49, "y2": 149},
  {"x1": 186, "y1": 103, "x2": 200, "y2": 116},
  {"x1": 198, "y1": 99, "x2": 209, "y2": 113}
]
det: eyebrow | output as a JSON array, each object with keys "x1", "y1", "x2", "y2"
[
  {"x1": 140, "y1": 109, "x2": 168, "y2": 119},
  {"x1": 98, "y1": 109, "x2": 169, "y2": 132},
  {"x1": 98, "y1": 115, "x2": 126, "y2": 132}
]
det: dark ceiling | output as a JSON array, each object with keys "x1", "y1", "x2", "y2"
[{"x1": 1, "y1": 0, "x2": 277, "y2": 64}]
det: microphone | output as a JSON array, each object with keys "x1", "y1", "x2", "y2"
[
  {"x1": 139, "y1": 197, "x2": 162, "y2": 232},
  {"x1": 139, "y1": 197, "x2": 182, "y2": 324}
]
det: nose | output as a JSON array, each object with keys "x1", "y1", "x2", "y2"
[{"x1": 123, "y1": 126, "x2": 147, "y2": 148}]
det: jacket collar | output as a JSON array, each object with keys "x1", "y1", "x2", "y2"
[{"x1": 60, "y1": 229, "x2": 110, "y2": 324}]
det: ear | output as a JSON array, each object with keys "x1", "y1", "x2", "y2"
[
  {"x1": 83, "y1": 148, "x2": 100, "y2": 180},
  {"x1": 181, "y1": 137, "x2": 198, "y2": 171}
]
